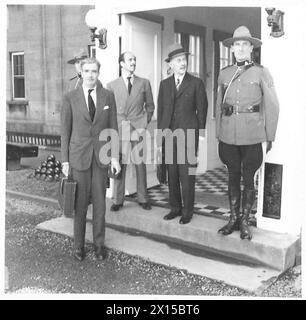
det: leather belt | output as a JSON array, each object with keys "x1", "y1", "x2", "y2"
[{"x1": 222, "y1": 103, "x2": 260, "y2": 116}]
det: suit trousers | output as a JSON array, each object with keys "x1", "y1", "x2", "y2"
[
  {"x1": 71, "y1": 156, "x2": 108, "y2": 250},
  {"x1": 113, "y1": 139, "x2": 148, "y2": 205},
  {"x1": 167, "y1": 138, "x2": 196, "y2": 219}
]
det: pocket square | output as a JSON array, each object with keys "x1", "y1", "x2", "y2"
[{"x1": 103, "y1": 105, "x2": 109, "y2": 110}]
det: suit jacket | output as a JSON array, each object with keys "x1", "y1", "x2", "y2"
[
  {"x1": 157, "y1": 72, "x2": 208, "y2": 150},
  {"x1": 107, "y1": 75, "x2": 154, "y2": 138},
  {"x1": 61, "y1": 82, "x2": 118, "y2": 171}
]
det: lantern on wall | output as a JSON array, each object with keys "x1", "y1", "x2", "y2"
[{"x1": 85, "y1": 9, "x2": 107, "y2": 49}]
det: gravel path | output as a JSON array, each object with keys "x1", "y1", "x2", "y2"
[{"x1": 5, "y1": 198, "x2": 302, "y2": 297}]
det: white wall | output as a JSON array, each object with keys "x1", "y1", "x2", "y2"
[{"x1": 256, "y1": 2, "x2": 306, "y2": 235}]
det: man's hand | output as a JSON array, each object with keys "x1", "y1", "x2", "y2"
[
  {"x1": 266, "y1": 141, "x2": 273, "y2": 153},
  {"x1": 62, "y1": 162, "x2": 69, "y2": 177},
  {"x1": 111, "y1": 158, "x2": 121, "y2": 176},
  {"x1": 147, "y1": 112, "x2": 153, "y2": 124}
]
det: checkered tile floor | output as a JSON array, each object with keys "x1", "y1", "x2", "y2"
[
  {"x1": 194, "y1": 166, "x2": 228, "y2": 195},
  {"x1": 125, "y1": 166, "x2": 256, "y2": 226}
]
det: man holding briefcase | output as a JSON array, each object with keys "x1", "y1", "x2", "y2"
[{"x1": 61, "y1": 57, "x2": 120, "y2": 261}]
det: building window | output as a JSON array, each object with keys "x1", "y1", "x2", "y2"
[
  {"x1": 212, "y1": 30, "x2": 232, "y2": 118},
  {"x1": 219, "y1": 41, "x2": 234, "y2": 70},
  {"x1": 174, "y1": 33, "x2": 201, "y2": 77},
  {"x1": 88, "y1": 45, "x2": 96, "y2": 58},
  {"x1": 173, "y1": 20, "x2": 206, "y2": 82},
  {"x1": 11, "y1": 52, "x2": 25, "y2": 99}
]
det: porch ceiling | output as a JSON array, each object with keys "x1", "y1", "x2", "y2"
[{"x1": 133, "y1": 6, "x2": 261, "y2": 38}]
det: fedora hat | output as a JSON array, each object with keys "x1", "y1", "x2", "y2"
[
  {"x1": 223, "y1": 26, "x2": 262, "y2": 48},
  {"x1": 67, "y1": 49, "x2": 88, "y2": 64},
  {"x1": 165, "y1": 43, "x2": 190, "y2": 63}
]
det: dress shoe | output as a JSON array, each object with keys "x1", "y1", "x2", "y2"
[
  {"x1": 74, "y1": 248, "x2": 85, "y2": 261},
  {"x1": 139, "y1": 202, "x2": 152, "y2": 210},
  {"x1": 179, "y1": 217, "x2": 192, "y2": 225},
  {"x1": 110, "y1": 203, "x2": 123, "y2": 211},
  {"x1": 94, "y1": 246, "x2": 107, "y2": 261},
  {"x1": 163, "y1": 211, "x2": 181, "y2": 220}
]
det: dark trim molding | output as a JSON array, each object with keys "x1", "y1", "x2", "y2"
[
  {"x1": 128, "y1": 12, "x2": 164, "y2": 30},
  {"x1": 174, "y1": 20, "x2": 206, "y2": 36},
  {"x1": 213, "y1": 29, "x2": 232, "y2": 41}
]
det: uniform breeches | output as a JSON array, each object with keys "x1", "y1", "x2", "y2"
[{"x1": 218, "y1": 141, "x2": 263, "y2": 191}]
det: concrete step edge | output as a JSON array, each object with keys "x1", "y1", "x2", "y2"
[
  {"x1": 98, "y1": 202, "x2": 299, "y2": 272},
  {"x1": 6, "y1": 189, "x2": 298, "y2": 272},
  {"x1": 36, "y1": 216, "x2": 282, "y2": 294}
]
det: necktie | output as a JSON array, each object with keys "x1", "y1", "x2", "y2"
[
  {"x1": 127, "y1": 76, "x2": 132, "y2": 95},
  {"x1": 176, "y1": 78, "x2": 180, "y2": 91},
  {"x1": 88, "y1": 89, "x2": 95, "y2": 121}
]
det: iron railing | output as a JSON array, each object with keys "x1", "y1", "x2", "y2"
[{"x1": 6, "y1": 131, "x2": 61, "y2": 147}]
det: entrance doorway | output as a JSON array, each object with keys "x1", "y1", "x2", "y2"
[{"x1": 119, "y1": 7, "x2": 261, "y2": 225}]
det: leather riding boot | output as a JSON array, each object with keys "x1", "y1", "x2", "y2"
[
  {"x1": 240, "y1": 189, "x2": 256, "y2": 240},
  {"x1": 218, "y1": 187, "x2": 241, "y2": 235}
]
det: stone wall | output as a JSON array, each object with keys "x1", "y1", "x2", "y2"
[{"x1": 6, "y1": 4, "x2": 94, "y2": 135}]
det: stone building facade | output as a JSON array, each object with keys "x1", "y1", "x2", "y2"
[{"x1": 6, "y1": 5, "x2": 94, "y2": 135}]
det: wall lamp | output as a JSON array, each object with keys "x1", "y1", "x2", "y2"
[
  {"x1": 265, "y1": 7, "x2": 285, "y2": 38},
  {"x1": 85, "y1": 9, "x2": 107, "y2": 49}
]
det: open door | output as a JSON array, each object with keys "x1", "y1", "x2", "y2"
[{"x1": 121, "y1": 14, "x2": 161, "y2": 120}]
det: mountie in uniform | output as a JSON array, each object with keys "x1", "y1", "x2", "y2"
[
  {"x1": 216, "y1": 60, "x2": 279, "y2": 146},
  {"x1": 216, "y1": 26, "x2": 279, "y2": 240}
]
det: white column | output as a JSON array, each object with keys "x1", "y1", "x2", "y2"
[
  {"x1": 256, "y1": 3, "x2": 306, "y2": 235},
  {"x1": 91, "y1": 5, "x2": 121, "y2": 198},
  {"x1": 94, "y1": 5, "x2": 121, "y2": 87}
]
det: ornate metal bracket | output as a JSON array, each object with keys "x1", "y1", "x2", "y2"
[
  {"x1": 266, "y1": 7, "x2": 285, "y2": 38},
  {"x1": 89, "y1": 27, "x2": 107, "y2": 50}
]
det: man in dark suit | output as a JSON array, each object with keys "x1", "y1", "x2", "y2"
[
  {"x1": 61, "y1": 57, "x2": 120, "y2": 261},
  {"x1": 157, "y1": 44, "x2": 208, "y2": 224},
  {"x1": 107, "y1": 52, "x2": 155, "y2": 211}
]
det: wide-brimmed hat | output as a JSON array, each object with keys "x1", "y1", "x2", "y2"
[
  {"x1": 165, "y1": 43, "x2": 190, "y2": 63},
  {"x1": 223, "y1": 26, "x2": 262, "y2": 48},
  {"x1": 67, "y1": 49, "x2": 88, "y2": 64}
]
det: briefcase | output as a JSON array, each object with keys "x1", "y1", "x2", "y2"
[{"x1": 58, "y1": 176, "x2": 77, "y2": 218}]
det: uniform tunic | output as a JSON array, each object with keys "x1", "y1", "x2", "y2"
[{"x1": 216, "y1": 63, "x2": 279, "y2": 145}]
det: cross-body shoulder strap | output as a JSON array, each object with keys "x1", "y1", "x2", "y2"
[{"x1": 222, "y1": 63, "x2": 254, "y2": 103}]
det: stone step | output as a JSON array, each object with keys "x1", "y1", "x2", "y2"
[
  {"x1": 87, "y1": 200, "x2": 299, "y2": 272},
  {"x1": 36, "y1": 216, "x2": 282, "y2": 294},
  {"x1": 32, "y1": 188, "x2": 299, "y2": 294}
]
